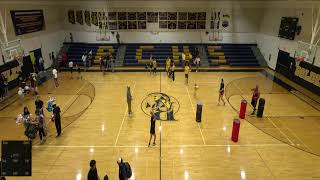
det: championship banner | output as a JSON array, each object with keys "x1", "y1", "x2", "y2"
[
  {"x1": 68, "y1": 10, "x2": 76, "y2": 24},
  {"x1": 84, "y1": 11, "x2": 91, "y2": 26},
  {"x1": 10, "y1": 10, "x2": 45, "y2": 35}
]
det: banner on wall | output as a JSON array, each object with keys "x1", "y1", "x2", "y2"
[
  {"x1": 76, "y1": 10, "x2": 84, "y2": 25},
  {"x1": 10, "y1": 10, "x2": 45, "y2": 35},
  {"x1": 68, "y1": 10, "x2": 76, "y2": 24},
  {"x1": 84, "y1": 10, "x2": 91, "y2": 26}
]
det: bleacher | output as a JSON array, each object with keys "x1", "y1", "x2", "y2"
[
  {"x1": 124, "y1": 44, "x2": 199, "y2": 66},
  {"x1": 206, "y1": 44, "x2": 259, "y2": 66},
  {"x1": 63, "y1": 43, "x2": 260, "y2": 68},
  {"x1": 64, "y1": 42, "x2": 118, "y2": 65}
]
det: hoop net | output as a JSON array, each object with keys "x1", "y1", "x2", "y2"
[{"x1": 294, "y1": 41, "x2": 317, "y2": 64}]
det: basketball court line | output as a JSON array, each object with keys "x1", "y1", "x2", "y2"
[
  {"x1": 61, "y1": 81, "x2": 87, "y2": 113},
  {"x1": 279, "y1": 120, "x2": 313, "y2": 153},
  {"x1": 266, "y1": 117, "x2": 294, "y2": 145},
  {"x1": 33, "y1": 143, "x2": 288, "y2": 148},
  {"x1": 255, "y1": 149, "x2": 277, "y2": 180},
  {"x1": 185, "y1": 85, "x2": 206, "y2": 145},
  {"x1": 114, "y1": 82, "x2": 137, "y2": 146}
]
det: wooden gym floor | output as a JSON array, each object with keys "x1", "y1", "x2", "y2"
[{"x1": 0, "y1": 71, "x2": 320, "y2": 180}]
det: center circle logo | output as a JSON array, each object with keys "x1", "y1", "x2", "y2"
[{"x1": 141, "y1": 92, "x2": 180, "y2": 121}]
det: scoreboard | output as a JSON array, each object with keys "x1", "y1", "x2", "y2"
[
  {"x1": 1, "y1": 141, "x2": 32, "y2": 177},
  {"x1": 10, "y1": 10, "x2": 45, "y2": 36}
]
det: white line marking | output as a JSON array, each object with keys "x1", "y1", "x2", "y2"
[
  {"x1": 267, "y1": 117, "x2": 294, "y2": 145},
  {"x1": 114, "y1": 82, "x2": 136, "y2": 146},
  {"x1": 185, "y1": 85, "x2": 206, "y2": 145},
  {"x1": 281, "y1": 121, "x2": 313, "y2": 152},
  {"x1": 33, "y1": 143, "x2": 287, "y2": 148}
]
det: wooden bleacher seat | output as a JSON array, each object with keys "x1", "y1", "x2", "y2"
[
  {"x1": 138, "y1": 59, "x2": 150, "y2": 64},
  {"x1": 210, "y1": 52, "x2": 224, "y2": 56},
  {"x1": 140, "y1": 46, "x2": 154, "y2": 49},
  {"x1": 99, "y1": 46, "x2": 113, "y2": 49}
]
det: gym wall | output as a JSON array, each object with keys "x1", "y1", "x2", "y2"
[{"x1": 61, "y1": 0, "x2": 263, "y2": 44}]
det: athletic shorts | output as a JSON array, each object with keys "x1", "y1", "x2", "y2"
[
  {"x1": 251, "y1": 99, "x2": 257, "y2": 108},
  {"x1": 220, "y1": 90, "x2": 224, "y2": 96},
  {"x1": 69, "y1": 67, "x2": 73, "y2": 73},
  {"x1": 185, "y1": 74, "x2": 189, "y2": 78},
  {"x1": 150, "y1": 127, "x2": 155, "y2": 134}
]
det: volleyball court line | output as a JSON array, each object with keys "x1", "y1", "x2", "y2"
[
  {"x1": 185, "y1": 85, "x2": 206, "y2": 145},
  {"x1": 114, "y1": 82, "x2": 136, "y2": 146}
]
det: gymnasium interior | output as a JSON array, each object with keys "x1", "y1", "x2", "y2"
[{"x1": 0, "y1": 0, "x2": 320, "y2": 179}]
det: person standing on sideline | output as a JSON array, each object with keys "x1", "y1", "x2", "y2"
[
  {"x1": 251, "y1": 85, "x2": 260, "y2": 115},
  {"x1": 87, "y1": 160, "x2": 99, "y2": 180},
  {"x1": 116, "y1": 32, "x2": 120, "y2": 45},
  {"x1": 170, "y1": 61, "x2": 175, "y2": 81},
  {"x1": 39, "y1": 56, "x2": 45, "y2": 71},
  {"x1": 218, "y1": 79, "x2": 226, "y2": 105},
  {"x1": 76, "y1": 64, "x2": 82, "y2": 79},
  {"x1": 35, "y1": 95, "x2": 44, "y2": 114},
  {"x1": 82, "y1": 52, "x2": 87, "y2": 71},
  {"x1": 68, "y1": 61, "x2": 74, "y2": 78},
  {"x1": 152, "y1": 58, "x2": 157, "y2": 74},
  {"x1": 127, "y1": 86, "x2": 133, "y2": 115},
  {"x1": 165, "y1": 57, "x2": 170, "y2": 76},
  {"x1": 52, "y1": 104, "x2": 62, "y2": 137},
  {"x1": 184, "y1": 63, "x2": 190, "y2": 84},
  {"x1": 99, "y1": 56, "x2": 104, "y2": 72},
  {"x1": 194, "y1": 55, "x2": 200, "y2": 72},
  {"x1": 52, "y1": 68, "x2": 59, "y2": 87},
  {"x1": 104, "y1": 53, "x2": 110, "y2": 74},
  {"x1": 181, "y1": 51, "x2": 186, "y2": 67},
  {"x1": 18, "y1": 87, "x2": 24, "y2": 105},
  {"x1": 35, "y1": 109, "x2": 46, "y2": 144},
  {"x1": 117, "y1": 158, "x2": 127, "y2": 180},
  {"x1": 148, "y1": 111, "x2": 157, "y2": 146}
]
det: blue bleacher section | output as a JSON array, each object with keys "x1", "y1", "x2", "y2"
[
  {"x1": 124, "y1": 44, "x2": 199, "y2": 66},
  {"x1": 64, "y1": 42, "x2": 118, "y2": 66},
  {"x1": 206, "y1": 44, "x2": 259, "y2": 67},
  {"x1": 63, "y1": 43, "x2": 260, "y2": 67}
]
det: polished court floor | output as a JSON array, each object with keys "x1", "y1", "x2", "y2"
[{"x1": 0, "y1": 71, "x2": 320, "y2": 180}]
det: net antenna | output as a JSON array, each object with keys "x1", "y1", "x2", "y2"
[
  {"x1": 96, "y1": 0, "x2": 111, "y2": 41},
  {"x1": 0, "y1": 8, "x2": 24, "y2": 64}
]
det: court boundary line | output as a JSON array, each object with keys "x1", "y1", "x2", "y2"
[
  {"x1": 225, "y1": 75, "x2": 320, "y2": 157},
  {"x1": 278, "y1": 119, "x2": 313, "y2": 153},
  {"x1": 34, "y1": 143, "x2": 287, "y2": 148},
  {"x1": 255, "y1": 149, "x2": 277, "y2": 180},
  {"x1": 114, "y1": 82, "x2": 137, "y2": 146},
  {"x1": 266, "y1": 117, "x2": 294, "y2": 145},
  {"x1": 185, "y1": 85, "x2": 206, "y2": 145}
]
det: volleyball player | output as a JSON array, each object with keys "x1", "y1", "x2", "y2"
[
  {"x1": 251, "y1": 85, "x2": 260, "y2": 115},
  {"x1": 218, "y1": 79, "x2": 225, "y2": 105},
  {"x1": 184, "y1": 63, "x2": 190, "y2": 84},
  {"x1": 148, "y1": 111, "x2": 156, "y2": 147}
]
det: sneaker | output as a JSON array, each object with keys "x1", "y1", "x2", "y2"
[
  {"x1": 148, "y1": 143, "x2": 151, "y2": 147},
  {"x1": 153, "y1": 142, "x2": 156, "y2": 146}
]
